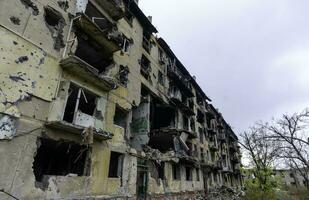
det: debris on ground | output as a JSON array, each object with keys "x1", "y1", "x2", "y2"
[{"x1": 205, "y1": 186, "x2": 244, "y2": 200}]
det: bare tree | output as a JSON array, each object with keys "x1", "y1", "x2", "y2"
[
  {"x1": 239, "y1": 125, "x2": 282, "y2": 199},
  {"x1": 265, "y1": 109, "x2": 309, "y2": 188}
]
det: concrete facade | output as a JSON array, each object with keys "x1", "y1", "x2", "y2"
[{"x1": 0, "y1": 0, "x2": 242, "y2": 199}]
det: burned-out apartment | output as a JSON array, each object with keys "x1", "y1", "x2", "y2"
[{"x1": 0, "y1": 0, "x2": 242, "y2": 199}]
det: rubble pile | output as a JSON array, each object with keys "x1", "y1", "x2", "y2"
[{"x1": 205, "y1": 186, "x2": 244, "y2": 200}]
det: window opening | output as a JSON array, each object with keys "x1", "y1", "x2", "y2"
[
  {"x1": 63, "y1": 84, "x2": 97, "y2": 124},
  {"x1": 33, "y1": 138, "x2": 90, "y2": 182},
  {"x1": 114, "y1": 105, "x2": 128, "y2": 129},
  {"x1": 108, "y1": 151, "x2": 124, "y2": 178},
  {"x1": 173, "y1": 164, "x2": 181, "y2": 180}
]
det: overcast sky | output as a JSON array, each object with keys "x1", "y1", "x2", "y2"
[{"x1": 139, "y1": 0, "x2": 309, "y2": 134}]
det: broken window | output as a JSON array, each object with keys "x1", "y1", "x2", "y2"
[
  {"x1": 201, "y1": 148, "x2": 205, "y2": 161},
  {"x1": 63, "y1": 84, "x2": 97, "y2": 127},
  {"x1": 118, "y1": 65, "x2": 130, "y2": 87},
  {"x1": 157, "y1": 163, "x2": 165, "y2": 180},
  {"x1": 185, "y1": 167, "x2": 192, "y2": 181},
  {"x1": 74, "y1": 30, "x2": 112, "y2": 73},
  {"x1": 124, "y1": 9, "x2": 134, "y2": 26},
  {"x1": 158, "y1": 48, "x2": 166, "y2": 64},
  {"x1": 140, "y1": 55, "x2": 151, "y2": 80},
  {"x1": 188, "y1": 99, "x2": 194, "y2": 111},
  {"x1": 108, "y1": 151, "x2": 124, "y2": 178},
  {"x1": 142, "y1": 31, "x2": 151, "y2": 53},
  {"x1": 150, "y1": 98, "x2": 175, "y2": 130},
  {"x1": 199, "y1": 127, "x2": 204, "y2": 143},
  {"x1": 183, "y1": 116, "x2": 189, "y2": 131},
  {"x1": 196, "y1": 168, "x2": 200, "y2": 181},
  {"x1": 190, "y1": 118, "x2": 195, "y2": 132},
  {"x1": 33, "y1": 138, "x2": 91, "y2": 182},
  {"x1": 114, "y1": 105, "x2": 128, "y2": 129},
  {"x1": 196, "y1": 93, "x2": 204, "y2": 107},
  {"x1": 172, "y1": 163, "x2": 181, "y2": 180},
  {"x1": 122, "y1": 37, "x2": 132, "y2": 53},
  {"x1": 197, "y1": 110, "x2": 205, "y2": 124},
  {"x1": 158, "y1": 70, "x2": 164, "y2": 86}
]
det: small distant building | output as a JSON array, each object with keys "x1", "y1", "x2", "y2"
[{"x1": 274, "y1": 169, "x2": 309, "y2": 188}]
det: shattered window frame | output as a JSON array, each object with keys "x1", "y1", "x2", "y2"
[
  {"x1": 63, "y1": 83, "x2": 98, "y2": 124},
  {"x1": 122, "y1": 36, "x2": 132, "y2": 53},
  {"x1": 158, "y1": 70, "x2": 165, "y2": 86}
]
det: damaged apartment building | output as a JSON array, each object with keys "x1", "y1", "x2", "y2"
[{"x1": 0, "y1": 0, "x2": 242, "y2": 199}]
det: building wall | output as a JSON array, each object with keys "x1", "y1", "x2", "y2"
[{"x1": 0, "y1": 0, "x2": 242, "y2": 199}]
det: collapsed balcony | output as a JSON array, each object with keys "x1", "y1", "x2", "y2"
[
  {"x1": 167, "y1": 62, "x2": 194, "y2": 97},
  {"x1": 147, "y1": 128, "x2": 199, "y2": 165},
  {"x1": 95, "y1": 0, "x2": 125, "y2": 20}
]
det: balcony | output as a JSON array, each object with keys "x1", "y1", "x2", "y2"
[
  {"x1": 142, "y1": 36, "x2": 152, "y2": 53},
  {"x1": 95, "y1": 0, "x2": 125, "y2": 20},
  {"x1": 46, "y1": 121, "x2": 113, "y2": 141},
  {"x1": 74, "y1": 14, "x2": 122, "y2": 56},
  {"x1": 60, "y1": 56, "x2": 117, "y2": 91},
  {"x1": 167, "y1": 63, "x2": 194, "y2": 97}
]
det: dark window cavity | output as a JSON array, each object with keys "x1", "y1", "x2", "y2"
[
  {"x1": 172, "y1": 164, "x2": 181, "y2": 180},
  {"x1": 114, "y1": 105, "x2": 128, "y2": 129},
  {"x1": 33, "y1": 138, "x2": 91, "y2": 182},
  {"x1": 108, "y1": 151, "x2": 124, "y2": 178}
]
